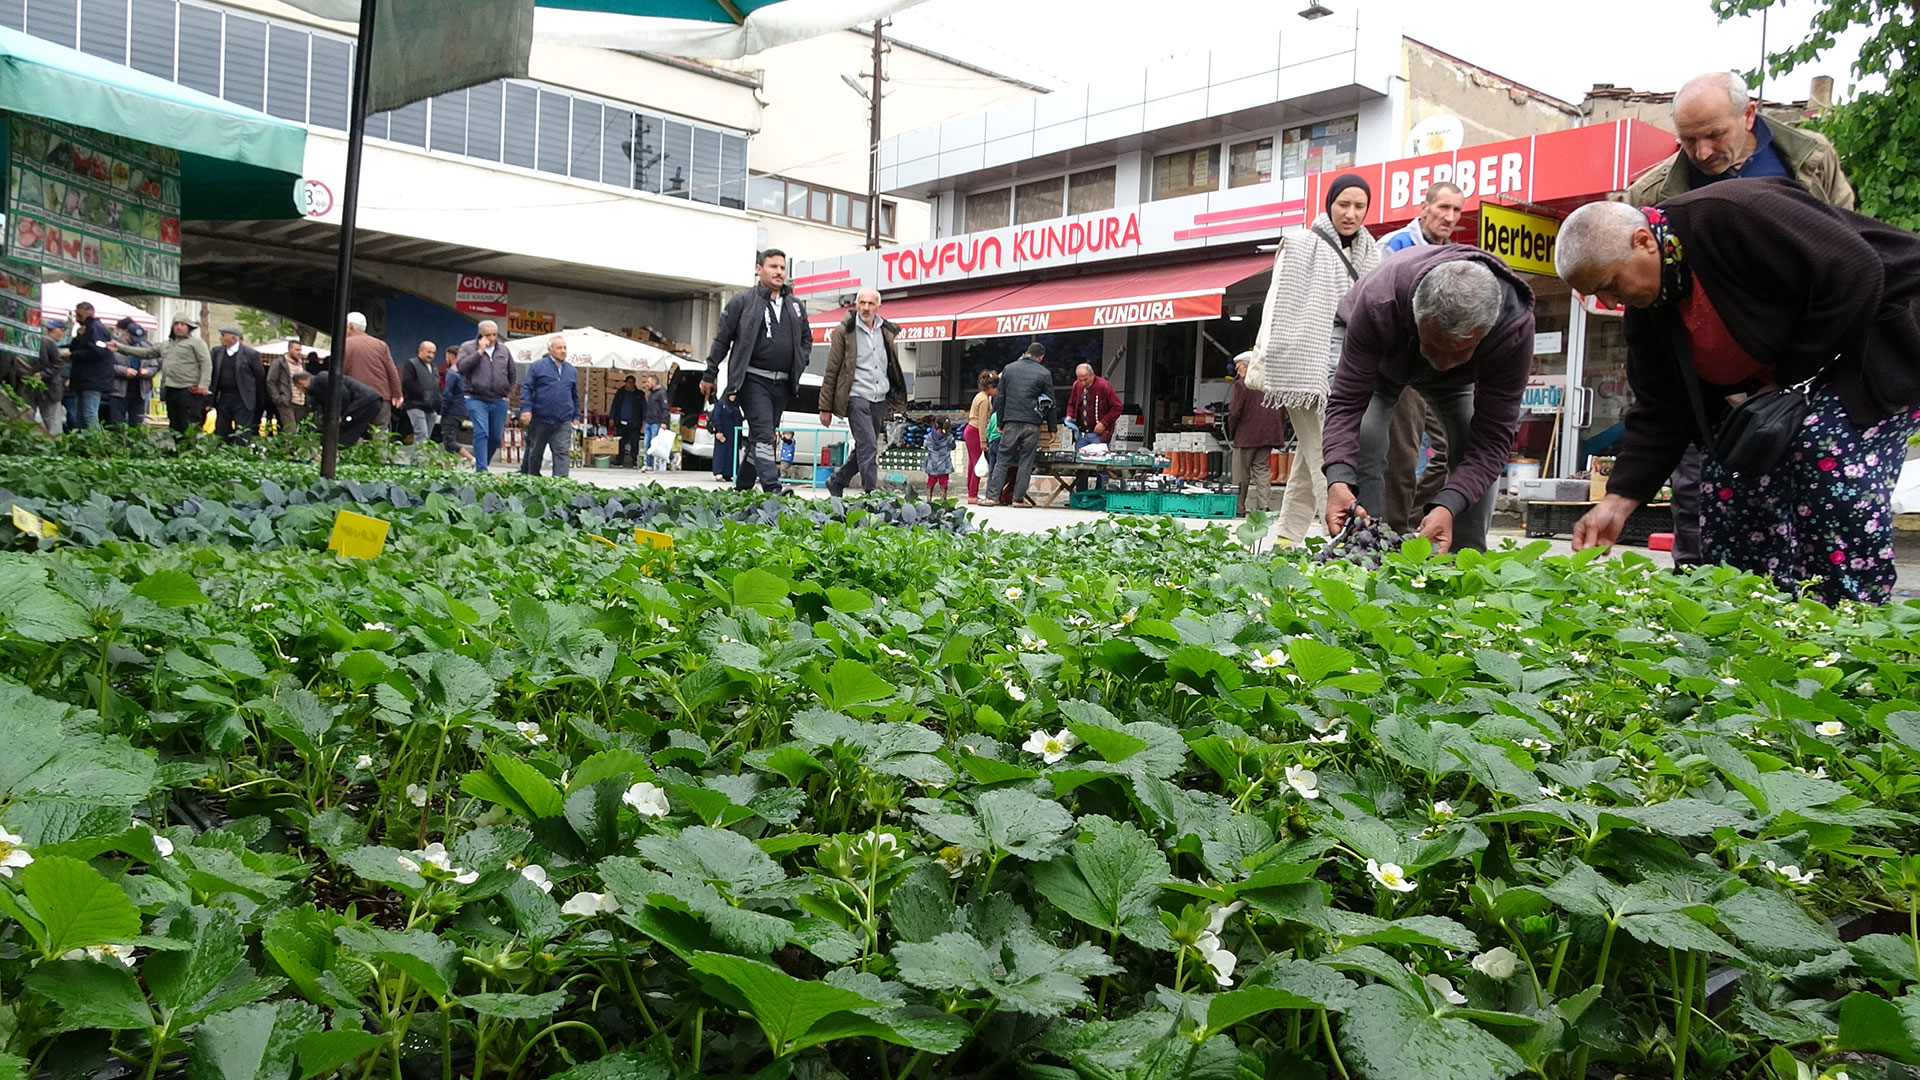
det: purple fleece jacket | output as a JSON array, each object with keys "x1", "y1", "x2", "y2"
[{"x1": 1321, "y1": 245, "x2": 1535, "y2": 518}]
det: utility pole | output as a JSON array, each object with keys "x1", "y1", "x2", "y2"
[
  {"x1": 320, "y1": 0, "x2": 379, "y2": 480},
  {"x1": 865, "y1": 20, "x2": 885, "y2": 251}
]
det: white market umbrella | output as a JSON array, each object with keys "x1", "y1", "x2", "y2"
[
  {"x1": 505, "y1": 326, "x2": 689, "y2": 373},
  {"x1": 40, "y1": 280, "x2": 160, "y2": 333}
]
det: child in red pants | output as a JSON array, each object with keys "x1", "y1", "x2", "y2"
[{"x1": 924, "y1": 417, "x2": 955, "y2": 499}]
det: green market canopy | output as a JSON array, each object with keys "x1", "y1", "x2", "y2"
[{"x1": 0, "y1": 26, "x2": 307, "y2": 220}]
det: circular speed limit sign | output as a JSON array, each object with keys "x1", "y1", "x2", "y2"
[{"x1": 300, "y1": 179, "x2": 334, "y2": 218}]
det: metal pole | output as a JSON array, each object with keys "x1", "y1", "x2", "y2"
[
  {"x1": 1757, "y1": 9, "x2": 1767, "y2": 103},
  {"x1": 320, "y1": 0, "x2": 379, "y2": 480},
  {"x1": 865, "y1": 20, "x2": 884, "y2": 251}
]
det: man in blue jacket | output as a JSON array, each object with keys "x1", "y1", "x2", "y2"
[
  {"x1": 699, "y1": 249, "x2": 809, "y2": 494},
  {"x1": 64, "y1": 302, "x2": 116, "y2": 429},
  {"x1": 520, "y1": 335, "x2": 580, "y2": 478}
]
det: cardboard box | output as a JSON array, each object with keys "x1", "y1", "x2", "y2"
[
  {"x1": 1589, "y1": 456, "x2": 1616, "y2": 502},
  {"x1": 587, "y1": 437, "x2": 619, "y2": 457}
]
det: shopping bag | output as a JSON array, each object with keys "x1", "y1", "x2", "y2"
[
  {"x1": 649, "y1": 430, "x2": 676, "y2": 459},
  {"x1": 973, "y1": 451, "x2": 989, "y2": 479}
]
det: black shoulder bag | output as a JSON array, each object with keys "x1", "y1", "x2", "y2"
[{"x1": 1676, "y1": 332, "x2": 1829, "y2": 477}]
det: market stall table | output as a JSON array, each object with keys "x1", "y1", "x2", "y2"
[{"x1": 1033, "y1": 453, "x2": 1170, "y2": 508}]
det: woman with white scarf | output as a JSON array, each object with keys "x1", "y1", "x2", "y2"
[{"x1": 1256, "y1": 174, "x2": 1381, "y2": 542}]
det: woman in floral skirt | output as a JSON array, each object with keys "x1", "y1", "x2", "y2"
[{"x1": 1556, "y1": 180, "x2": 1920, "y2": 604}]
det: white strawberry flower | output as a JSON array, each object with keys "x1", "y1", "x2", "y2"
[
  {"x1": 1204, "y1": 900, "x2": 1246, "y2": 936},
  {"x1": 396, "y1": 855, "x2": 421, "y2": 874},
  {"x1": 151, "y1": 834, "x2": 174, "y2": 858},
  {"x1": 1517, "y1": 738, "x2": 1552, "y2": 752},
  {"x1": 1309, "y1": 727, "x2": 1348, "y2": 745},
  {"x1": 1470, "y1": 946, "x2": 1519, "y2": 979},
  {"x1": 406, "y1": 783, "x2": 428, "y2": 808},
  {"x1": 63, "y1": 943, "x2": 137, "y2": 966},
  {"x1": 876, "y1": 643, "x2": 908, "y2": 658},
  {"x1": 1004, "y1": 586, "x2": 1023, "y2": 601},
  {"x1": 1005, "y1": 681, "x2": 1028, "y2": 702},
  {"x1": 363, "y1": 621, "x2": 392, "y2": 632},
  {"x1": 1249, "y1": 647, "x2": 1288, "y2": 671},
  {"x1": 355, "y1": 754, "x2": 374, "y2": 770},
  {"x1": 1424, "y1": 973, "x2": 1467, "y2": 1005},
  {"x1": 1285, "y1": 764, "x2": 1320, "y2": 800},
  {"x1": 561, "y1": 891, "x2": 620, "y2": 917},
  {"x1": 520, "y1": 864, "x2": 553, "y2": 894},
  {"x1": 250, "y1": 602, "x2": 274, "y2": 613},
  {"x1": 1764, "y1": 860, "x2": 1818, "y2": 885},
  {"x1": 1022, "y1": 728, "x2": 1079, "y2": 765},
  {"x1": 1194, "y1": 930, "x2": 1237, "y2": 987},
  {"x1": 515, "y1": 721, "x2": 549, "y2": 745},
  {"x1": 1, "y1": 824, "x2": 34, "y2": 878},
  {"x1": 1537, "y1": 784, "x2": 1562, "y2": 799},
  {"x1": 1366, "y1": 858, "x2": 1416, "y2": 893},
  {"x1": 622, "y1": 782, "x2": 671, "y2": 819},
  {"x1": 1431, "y1": 800, "x2": 1456, "y2": 820},
  {"x1": 1018, "y1": 631, "x2": 1046, "y2": 651},
  {"x1": 1815, "y1": 721, "x2": 1846, "y2": 738}
]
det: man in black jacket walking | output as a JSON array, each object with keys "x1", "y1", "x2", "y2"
[
  {"x1": 984, "y1": 342, "x2": 1055, "y2": 506},
  {"x1": 400, "y1": 341, "x2": 443, "y2": 450},
  {"x1": 700, "y1": 249, "x2": 809, "y2": 494}
]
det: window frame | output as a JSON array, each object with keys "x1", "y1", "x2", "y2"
[{"x1": 1150, "y1": 140, "x2": 1223, "y2": 201}]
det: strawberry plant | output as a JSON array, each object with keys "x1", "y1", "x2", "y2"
[{"x1": 0, "y1": 452, "x2": 1918, "y2": 1080}]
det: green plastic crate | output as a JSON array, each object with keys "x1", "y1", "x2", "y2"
[
  {"x1": 1104, "y1": 491, "x2": 1161, "y2": 515},
  {"x1": 1068, "y1": 490, "x2": 1106, "y2": 510},
  {"x1": 1161, "y1": 491, "x2": 1238, "y2": 519}
]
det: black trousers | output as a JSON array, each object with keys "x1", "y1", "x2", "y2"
[
  {"x1": 736, "y1": 375, "x2": 789, "y2": 493},
  {"x1": 1670, "y1": 443, "x2": 1705, "y2": 566},
  {"x1": 616, "y1": 421, "x2": 642, "y2": 465},
  {"x1": 163, "y1": 386, "x2": 207, "y2": 434},
  {"x1": 214, "y1": 392, "x2": 256, "y2": 444}
]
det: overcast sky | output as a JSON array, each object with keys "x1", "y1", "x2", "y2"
[{"x1": 886, "y1": 0, "x2": 1876, "y2": 106}]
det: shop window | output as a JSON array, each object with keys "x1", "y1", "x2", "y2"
[
  {"x1": 361, "y1": 111, "x2": 387, "y2": 141},
  {"x1": 429, "y1": 90, "x2": 467, "y2": 156},
  {"x1": 1229, "y1": 137, "x2": 1273, "y2": 188},
  {"x1": 965, "y1": 188, "x2": 1010, "y2": 231},
  {"x1": 661, "y1": 120, "x2": 692, "y2": 197},
  {"x1": 749, "y1": 175, "x2": 786, "y2": 213},
  {"x1": 128, "y1": 0, "x2": 174, "y2": 79},
  {"x1": 785, "y1": 181, "x2": 808, "y2": 218},
  {"x1": 630, "y1": 113, "x2": 662, "y2": 192},
  {"x1": 691, "y1": 127, "x2": 721, "y2": 204},
  {"x1": 568, "y1": 100, "x2": 601, "y2": 181},
  {"x1": 1068, "y1": 166, "x2": 1115, "y2": 215},
  {"x1": 850, "y1": 197, "x2": 868, "y2": 233},
  {"x1": 601, "y1": 107, "x2": 633, "y2": 188},
  {"x1": 23, "y1": 0, "x2": 74, "y2": 48},
  {"x1": 809, "y1": 188, "x2": 829, "y2": 222},
  {"x1": 79, "y1": 0, "x2": 125, "y2": 62},
  {"x1": 1151, "y1": 146, "x2": 1219, "y2": 200},
  {"x1": 465, "y1": 80, "x2": 503, "y2": 161},
  {"x1": 502, "y1": 83, "x2": 538, "y2": 169},
  {"x1": 1015, "y1": 175, "x2": 1065, "y2": 225},
  {"x1": 221, "y1": 15, "x2": 266, "y2": 112},
  {"x1": 174, "y1": 3, "x2": 221, "y2": 97},
  {"x1": 0, "y1": 1, "x2": 22, "y2": 31},
  {"x1": 831, "y1": 192, "x2": 852, "y2": 228},
  {"x1": 308, "y1": 37, "x2": 351, "y2": 131},
  {"x1": 1278, "y1": 115, "x2": 1358, "y2": 180},
  {"x1": 881, "y1": 200, "x2": 896, "y2": 238},
  {"x1": 535, "y1": 90, "x2": 570, "y2": 174},
  {"x1": 265, "y1": 24, "x2": 308, "y2": 123},
  {"x1": 388, "y1": 98, "x2": 427, "y2": 148},
  {"x1": 720, "y1": 135, "x2": 747, "y2": 209}
]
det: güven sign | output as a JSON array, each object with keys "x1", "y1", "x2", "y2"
[{"x1": 455, "y1": 274, "x2": 508, "y2": 318}]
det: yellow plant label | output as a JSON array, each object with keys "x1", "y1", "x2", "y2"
[
  {"x1": 10, "y1": 505, "x2": 57, "y2": 538},
  {"x1": 634, "y1": 529, "x2": 674, "y2": 550},
  {"x1": 587, "y1": 533, "x2": 617, "y2": 548},
  {"x1": 327, "y1": 510, "x2": 390, "y2": 559}
]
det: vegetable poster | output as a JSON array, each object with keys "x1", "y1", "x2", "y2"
[
  {"x1": 5, "y1": 115, "x2": 181, "y2": 292},
  {"x1": 0, "y1": 261, "x2": 42, "y2": 364}
]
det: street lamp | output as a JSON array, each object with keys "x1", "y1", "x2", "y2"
[{"x1": 1299, "y1": 2, "x2": 1332, "y2": 17}]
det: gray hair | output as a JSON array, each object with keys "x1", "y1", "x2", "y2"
[
  {"x1": 478, "y1": 320, "x2": 498, "y2": 335},
  {"x1": 346, "y1": 311, "x2": 367, "y2": 330},
  {"x1": 1411, "y1": 261, "x2": 1503, "y2": 339},
  {"x1": 1677, "y1": 71, "x2": 1749, "y2": 116},
  {"x1": 1554, "y1": 200, "x2": 1646, "y2": 281}
]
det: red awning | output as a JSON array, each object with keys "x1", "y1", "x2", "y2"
[
  {"x1": 950, "y1": 254, "x2": 1273, "y2": 340},
  {"x1": 807, "y1": 283, "x2": 1026, "y2": 345}
]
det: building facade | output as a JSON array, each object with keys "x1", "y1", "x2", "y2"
[{"x1": 0, "y1": 0, "x2": 1034, "y2": 371}]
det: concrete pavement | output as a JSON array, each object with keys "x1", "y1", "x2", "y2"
[{"x1": 562, "y1": 465, "x2": 1920, "y2": 597}]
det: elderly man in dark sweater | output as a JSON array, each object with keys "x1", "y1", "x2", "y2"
[
  {"x1": 1322, "y1": 246, "x2": 1535, "y2": 553},
  {"x1": 700, "y1": 249, "x2": 810, "y2": 495}
]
